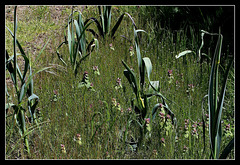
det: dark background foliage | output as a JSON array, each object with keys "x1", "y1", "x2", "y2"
[{"x1": 142, "y1": 6, "x2": 234, "y2": 59}]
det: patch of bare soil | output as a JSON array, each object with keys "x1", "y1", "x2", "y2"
[{"x1": 5, "y1": 6, "x2": 88, "y2": 88}]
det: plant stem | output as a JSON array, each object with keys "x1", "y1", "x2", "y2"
[
  {"x1": 13, "y1": 6, "x2": 18, "y2": 93},
  {"x1": 19, "y1": 107, "x2": 30, "y2": 155}
]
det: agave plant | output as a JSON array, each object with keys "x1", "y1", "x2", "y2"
[
  {"x1": 203, "y1": 30, "x2": 234, "y2": 159},
  {"x1": 84, "y1": 6, "x2": 137, "y2": 40},
  {"x1": 5, "y1": 6, "x2": 52, "y2": 155},
  {"x1": 122, "y1": 27, "x2": 177, "y2": 146},
  {"x1": 56, "y1": 7, "x2": 99, "y2": 76},
  {"x1": 176, "y1": 29, "x2": 234, "y2": 159}
]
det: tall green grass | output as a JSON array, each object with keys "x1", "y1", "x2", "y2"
[{"x1": 5, "y1": 5, "x2": 234, "y2": 159}]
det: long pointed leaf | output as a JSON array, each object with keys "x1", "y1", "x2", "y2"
[
  {"x1": 122, "y1": 60, "x2": 138, "y2": 97},
  {"x1": 85, "y1": 17, "x2": 103, "y2": 37},
  {"x1": 67, "y1": 17, "x2": 73, "y2": 64},
  {"x1": 13, "y1": 6, "x2": 17, "y2": 90},
  {"x1": 142, "y1": 57, "x2": 152, "y2": 82},
  {"x1": 214, "y1": 58, "x2": 233, "y2": 137},
  {"x1": 111, "y1": 13, "x2": 125, "y2": 38},
  {"x1": 56, "y1": 41, "x2": 68, "y2": 66},
  {"x1": 219, "y1": 138, "x2": 234, "y2": 159},
  {"x1": 6, "y1": 51, "x2": 16, "y2": 85},
  {"x1": 28, "y1": 94, "x2": 39, "y2": 123},
  {"x1": 208, "y1": 34, "x2": 218, "y2": 155}
]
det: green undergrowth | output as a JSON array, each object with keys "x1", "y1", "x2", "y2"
[{"x1": 5, "y1": 6, "x2": 234, "y2": 159}]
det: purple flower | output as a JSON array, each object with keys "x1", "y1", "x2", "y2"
[
  {"x1": 60, "y1": 144, "x2": 66, "y2": 153},
  {"x1": 183, "y1": 145, "x2": 188, "y2": 152},
  {"x1": 53, "y1": 90, "x2": 58, "y2": 95},
  {"x1": 93, "y1": 66, "x2": 98, "y2": 71},
  {"x1": 112, "y1": 98, "x2": 117, "y2": 106},
  {"x1": 205, "y1": 113, "x2": 209, "y2": 118},
  {"x1": 116, "y1": 78, "x2": 121, "y2": 86},
  {"x1": 145, "y1": 118, "x2": 150, "y2": 124},
  {"x1": 159, "y1": 103, "x2": 163, "y2": 108},
  {"x1": 127, "y1": 107, "x2": 132, "y2": 112},
  {"x1": 84, "y1": 71, "x2": 88, "y2": 75},
  {"x1": 89, "y1": 104, "x2": 93, "y2": 109},
  {"x1": 161, "y1": 137, "x2": 165, "y2": 143},
  {"x1": 192, "y1": 124, "x2": 197, "y2": 128},
  {"x1": 168, "y1": 69, "x2": 173, "y2": 77},
  {"x1": 166, "y1": 114, "x2": 171, "y2": 120},
  {"x1": 159, "y1": 111, "x2": 165, "y2": 117},
  {"x1": 76, "y1": 134, "x2": 81, "y2": 139},
  {"x1": 225, "y1": 124, "x2": 230, "y2": 131},
  {"x1": 192, "y1": 128, "x2": 198, "y2": 136},
  {"x1": 129, "y1": 46, "x2": 133, "y2": 51},
  {"x1": 188, "y1": 84, "x2": 194, "y2": 88},
  {"x1": 90, "y1": 83, "x2": 93, "y2": 87},
  {"x1": 198, "y1": 122, "x2": 203, "y2": 126},
  {"x1": 192, "y1": 121, "x2": 198, "y2": 128}
]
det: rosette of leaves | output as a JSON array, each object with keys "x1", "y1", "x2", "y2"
[
  {"x1": 84, "y1": 6, "x2": 137, "y2": 40},
  {"x1": 122, "y1": 27, "x2": 177, "y2": 146},
  {"x1": 56, "y1": 7, "x2": 99, "y2": 77}
]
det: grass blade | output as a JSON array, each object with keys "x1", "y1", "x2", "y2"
[
  {"x1": 32, "y1": 38, "x2": 50, "y2": 66},
  {"x1": 175, "y1": 50, "x2": 194, "y2": 59}
]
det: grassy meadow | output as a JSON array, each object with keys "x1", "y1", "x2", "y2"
[{"x1": 5, "y1": 5, "x2": 234, "y2": 159}]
